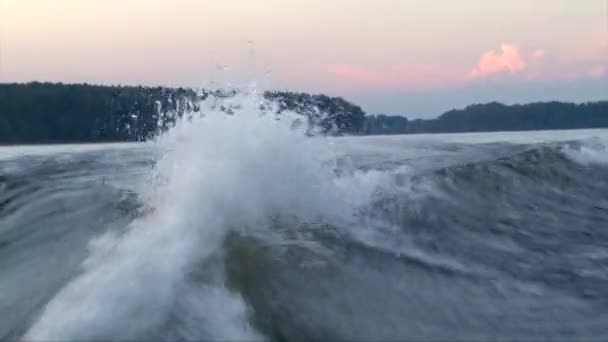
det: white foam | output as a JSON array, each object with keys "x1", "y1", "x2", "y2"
[
  {"x1": 563, "y1": 138, "x2": 608, "y2": 166},
  {"x1": 24, "y1": 89, "x2": 366, "y2": 341}
]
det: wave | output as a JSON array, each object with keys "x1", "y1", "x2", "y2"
[
  {"x1": 22, "y1": 89, "x2": 382, "y2": 341},
  {"x1": 3, "y1": 91, "x2": 607, "y2": 341},
  {"x1": 562, "y1": 138, "x2": 608, "y2": 166},
  {"x1": 217, "y1": 140, "x2": 608, "y2": 341}
]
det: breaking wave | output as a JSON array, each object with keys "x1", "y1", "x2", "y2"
[
  {"x1": 0, "y1": 90, "x2": 607, "y2": 341},
  {"x1": 22, "y1": 89, "x2": 379, "y2": 341}
]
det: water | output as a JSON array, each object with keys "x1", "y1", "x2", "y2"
[{"x1": 1, "y1": 94, "x2": 608, "y2": 341}]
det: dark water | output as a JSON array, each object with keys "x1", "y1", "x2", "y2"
[{"x1": 1, "y1": 128, "x2": 608, "y2": 341}]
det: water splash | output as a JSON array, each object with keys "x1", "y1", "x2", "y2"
[
  {"x1": 24, "y1": 88, "x2": 363, "y2": 341},
  {"x1": 562, "y1": 137, "x2": 608, "y2": 166}
]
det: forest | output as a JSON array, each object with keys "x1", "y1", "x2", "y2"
[{"x1": 0, "y1": 82, "x2": 606, "y2": 143}]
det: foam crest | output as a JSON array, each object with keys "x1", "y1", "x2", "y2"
[
  {"x1": 563, "y1": 138, "x2": 608, "y2": 166},
  {"x1": 24, "y1": 89, "x2": 361, "y2": 341}
]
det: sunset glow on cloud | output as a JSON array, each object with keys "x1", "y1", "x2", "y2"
[
  {"x1": 325, "y1": 42, "x2": 606, "y2": 92},
  {"x1": 589, "y1": 65, "x2": 607, "y2": 79},
  {"x1": 325, "y1": 63, "x2": 463, "y2": 91},
  {"x1": 0, "y1": 0, "x2": 606, "y2": 116},
  {"x1": 470, "y1": 44, "x2": 528, "y2": 79},
  {"x1": 465, "y1": 43, "x2": 608, "y2": 84}
]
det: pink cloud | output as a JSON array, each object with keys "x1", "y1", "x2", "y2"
[
  {"x1": 531, "y1": 49, "x2": 546, "y2": 63},
  {"x1": 469, "y1": 44, "x2": 528, "y2": 79},
  {"x1": 325, "y1": 63, "x2": 464, "y2": 91},
  {"x1": 469, "y1": 44, "x2": 607, "y2": 83},
  {"x1": 321, "y1": 43, "x2": 606, "y2": 93},
  {"x1": 326, "y1": 65, "x2": 390, "y2": 87},
  {"x1": 589, "y1": 65, "x2": 607, "y2": 79}
]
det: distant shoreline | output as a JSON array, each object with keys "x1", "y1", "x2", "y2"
[
  {"x1": 0, "y1": 139, "x2": 136, "y2": 147},
  {"x1": 1, "y1": 82, "x2": 606, "y2": 144}
]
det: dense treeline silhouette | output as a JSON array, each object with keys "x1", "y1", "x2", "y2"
[
  {"x1": 265, "y1": 91, "x2": 366, "y2": 134},
  {"x1": 0, "y1": 83, "x2": 365, "y2": 143},
  {"x1": 0, "y1": 82, "x2": 607, "y2": 143},
  {"x1": 365, "y1": 101, "x2": 608, "y2": 135},
  {"x1": 0, "y1": 83, "x2": 199, "y2": 143}
]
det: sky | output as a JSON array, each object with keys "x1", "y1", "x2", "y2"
[{"x1": 0, "y1": 0, "x2": 606, "y2": 117}]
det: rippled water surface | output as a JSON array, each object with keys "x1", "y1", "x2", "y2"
[{"x1": 2, "y1": 126, "x2": 608, "y2": 341}]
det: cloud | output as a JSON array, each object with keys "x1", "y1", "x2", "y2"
[
  {"x1": 324, "y1": 63, "x2": 464, "y2": 91},
  {"x1": 589, "y1": 65, "x2": 607, "y2": 79},
  {"x1": 468, "y1": 43, "x2": 608, "y2": 84},
  {"x1": 326, "y1": 65, "x2": 390, "y2": 86},
  {"x1": 469, "y1": 43, "x2": 528, "y2": 79},
  {"x1": 531, "y1": 49, "x2": 546, "y2": 63},
  {"x1": 322, "y1": 43, "x2": 606, "y2": 93}
]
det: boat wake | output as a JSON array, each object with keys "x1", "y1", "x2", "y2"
[{"x1": 0, "y1": 90, "x2": 607, "y2": 341}]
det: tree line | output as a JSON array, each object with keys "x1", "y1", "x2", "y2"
[
  {"x1": 0, "y1": 83, "x2": 365, "y2": 144},
  {"x1": 0, "y1": 82, "x2": 606, "y2": 143},
  {"x1": 364, "y1": 101, "x2": 608, "y2": 135}
]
